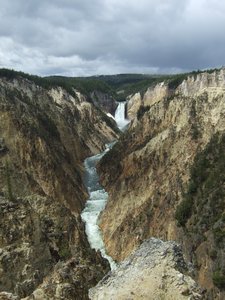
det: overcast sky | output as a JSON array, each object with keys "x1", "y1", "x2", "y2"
[{"x1": 0, "y1": 0, "x2": 224, "y2": 76}]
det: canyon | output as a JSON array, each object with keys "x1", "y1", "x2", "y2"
[
  {"x1": 0, "y1": 68, "x2": 225, "y2": 299},
  {"x1": 0, "y1": 73, "x2": 118, "y2": 299},
  {"x1": 98, "y1": 68, "x2": 225, "y2": 299}
]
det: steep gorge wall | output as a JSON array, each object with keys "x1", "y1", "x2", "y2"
[
  {"x1": 0, "y1": 76, "x2": 118, "y2": 299},
  {"x1": 98, "y1": 69, "x2": 225, "y2": 299},
  {"x1": 90, "y1": 90, "x2": 118, "y2": 116}
]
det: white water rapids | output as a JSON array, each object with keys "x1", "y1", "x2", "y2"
[{"x1": 81, "y1": 101, "x2": 129, "y2": 270}]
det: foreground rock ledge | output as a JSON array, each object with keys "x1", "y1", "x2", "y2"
[{"x1": 89, "y1": 238, "x2": 204, "y2": 300}]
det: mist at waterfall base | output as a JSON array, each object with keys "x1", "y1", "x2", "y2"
[{"x1": 81, "y1": 102, "x2": 129, "y2": 270}]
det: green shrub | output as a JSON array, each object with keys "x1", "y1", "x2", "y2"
[
  {"x1": 175, "y1": 197, "x2": 194, "y2": 226},
  {"x1": 59, "y1": 246, "x2": 71, "y2": 260},
  {"x1": 168, "y1": 74, "x2": 188, "y2": 89},
  {"x1": 37, "y1": 113, "x2": 60, "y2": 140},
  {"x1": 213, "y1": 228, "x2": 225, "y2": 245},
  {"x1": 177, "y1": 133, "x2": 225, "y2": 229},
  {"x1": 212, "y1": 271, "x2": 225, "y2": 289},
  {"x1": 209, "y1": 249, "x2": 217, "y2": 259}
]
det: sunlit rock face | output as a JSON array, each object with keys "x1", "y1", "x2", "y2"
[
  {"x1": 98, "y1": 69, "x2": 225, "y2": 299},
  {"x1": 127, "y1": 68, "x2": 225, "y2": 121},
  {"x1": 177, "y1": 68, "x2": 225, "y2": 97},
  {"x1": 126, "y1": 92, "x2": 142, "y2": 120},
  {"x1": 0, "y1": 75, "x2": 118, "y2": 299},
  {"x1": 126, "y1": 82, "x2": 170, "y2": 120}
]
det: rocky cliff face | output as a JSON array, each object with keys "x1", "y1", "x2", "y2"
[
  {"x1": 177, "y1": 69, "x2": 225, "y2": 97},
  {"x1": 127, "y1": 81, "x2": 170, "y2": 119},
  {"x1": 0, "y1": 195, "x2": 109, "y2": 300},
  {"x1": 0, "y1": 75, "x2": 118, "y2": 299},
  {"x1": 90, "y1": 238, "x2": 204, "y2": 300},
  {"x1": 127, "y1": 69, "x2": 225, "y2": 120},
  {"x1": 126, "y1": 92, "x2": 142, "y2": 119},
  {"x1": 98, "y1": 69, "x2": 225, "y2": 299},
  {"x1": 90, "y1": 90, "x2": 118, "y2": 116}
]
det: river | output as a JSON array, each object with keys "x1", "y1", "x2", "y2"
[{"x1": 81, "y1": 101, "x2": 129, "y2": 270}]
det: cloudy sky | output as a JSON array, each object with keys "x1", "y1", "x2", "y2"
[{"x1": 0, "y1": 0, "x2": 224, "y2": 76}]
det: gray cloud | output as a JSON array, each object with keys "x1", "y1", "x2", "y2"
[{"x1": 0, "y1": 0, "x2": 224, "y2": 76}]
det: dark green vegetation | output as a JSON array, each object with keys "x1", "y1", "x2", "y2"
[
  {"x1": 47, "y1": 75, "x2": 114, "y2": 98},
  {"x1": 0, "y1": 68, "x2": 113, "y2": 98},
  {"x1": 212, "y1": 270, "x2": 225, "y2": 289},
  {"x1": 175, "y1": 197, "x2": 194, "y2": 227},
  {"x1": 175, "y1": 133, "x2": 225, "y2": 230},
  {"x1": 95, "y1": 68, "x2": 222, "y2": 99},
  {"x1": 96, "y1": 74, "x2": 170, "y2": 100},
  {"x1": 1, "y1": 67, "x2": 221, "y2": 103},
  {"x1": 0, "y1": 69, "x2": 169, "y2": 101},
  {"x1": 175, "y1": 133, "x2": 225, "y2": 290}
]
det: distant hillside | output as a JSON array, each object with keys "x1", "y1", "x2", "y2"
[
  {"x1": 0, "y1": 69, "x2": 114, "y2": 99},
  {"x1": 0, "y1": 67, "x2": 221, "y2": 102}
]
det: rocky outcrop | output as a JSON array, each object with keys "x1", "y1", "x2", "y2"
[
  {"x1": 127, "y1": 69, "x2": 225, "y2": 121},
  {"x1": 0, "y1": 75, "x2": 118, "y2": 298},
  {"x1": 177, "y1": 69, "x2": 225, "y2": 97},
  {"x1": 126, "y1": 92, "x2": 142, "y2": 119},
  {"x1": 0, "y1": 195, "x2": 109, "y2": 299},
  {"x1": 98, "y1": 69, "x2": 225, "y2": 299},
  {"x1": 22, "y1": 254, "x2": 108, "y2": 300},
  {"x1": 143, "y1": 82, "x2": 169, "y2": 106},
  {"x1": 90, "y1": 90, "x2": 118, "y2": 116},
  {"x1": 0, "y1": 292, "x2": 19, "y2": 300},
  {"x1": 126, "y1": 82, "x2": 170, "y2": 119},
  {"x1": 90, "y1": 238, "x2": 204, "y2": 300}
]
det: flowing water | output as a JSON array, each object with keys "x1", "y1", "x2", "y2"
[
  {"x1": 81, "y1": 102, "x2": 129, "y2": 270},
  {"x1": 114, "y1": 101, "x2": 130, "y2": 130},
  {"x1": 81, "y1": 145, "x2": 116, "y2": 269}
]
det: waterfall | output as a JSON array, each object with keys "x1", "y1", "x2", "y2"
[
  {"x1": 114, "y1": 102, "x2": 130, "y2": 130},
  {"x1": 81, "y1": 144, "x2": 117, "y2": 270}
]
